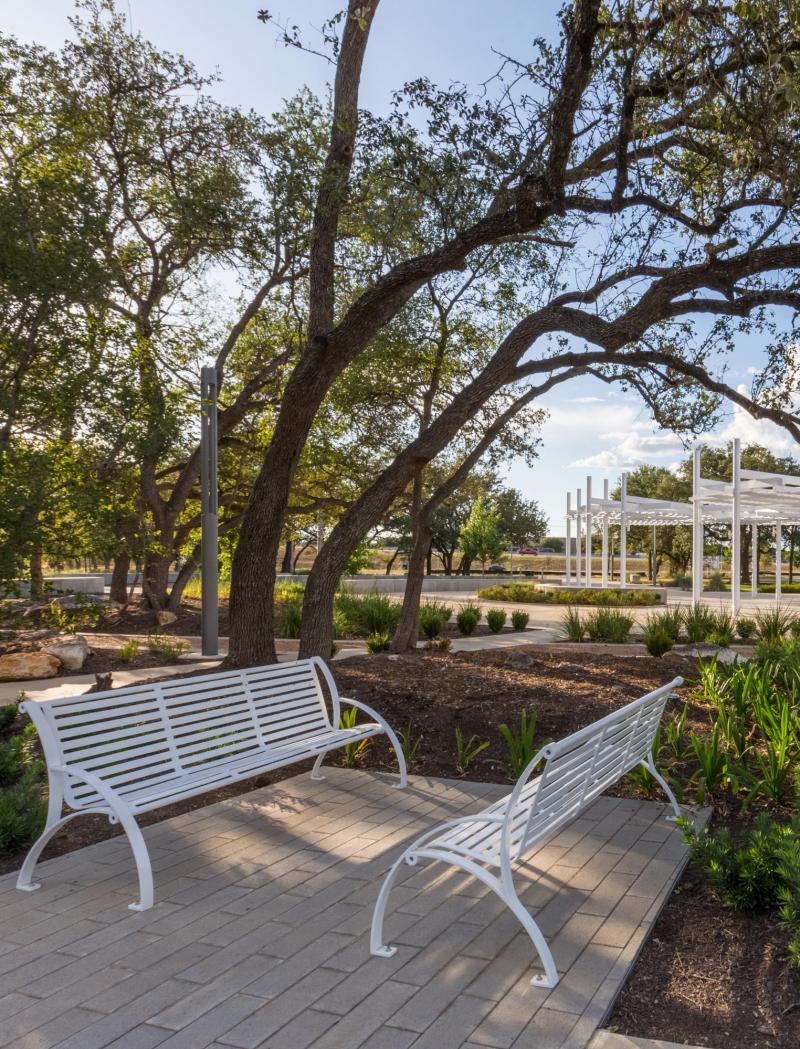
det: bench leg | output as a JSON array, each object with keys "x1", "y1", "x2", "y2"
[
  {"x1": 643, "y1": 756, "x2": 682, "y2": 821},
  {"x1": 372, "y1": 847, "x2": 559, "y2": 989},
  {"x1": 17, "y1": 810, "x2": 85, "y2": 894},
  {"x1": 310, "y1": 752, "x2": 327, "y2": 781}
]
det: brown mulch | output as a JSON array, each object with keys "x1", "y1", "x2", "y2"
[{"x1": 1, "y1": 645, "x2": 798, "y2": 1047}]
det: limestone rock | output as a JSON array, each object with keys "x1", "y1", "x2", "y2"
[
  {"x1": 0, "y1": 651, "x2": 61, "y2": 681},
  {"x1": 41, "y1": 634, "x2": 90, "y2": 671},
  {"x1": 155, "y1": 610, "x2": 178, "y2": 626},
  {"x1": 672, "y1": 642, "x2": 746, "y2": 665}
]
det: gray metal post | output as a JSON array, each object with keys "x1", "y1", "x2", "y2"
[{"x1": 200, "y1": 366, "x2": 219, "y2": 657}]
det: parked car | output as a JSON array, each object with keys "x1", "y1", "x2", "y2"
[{"x1": 487, "y1": 564, "x2": 506, "y2": 574}]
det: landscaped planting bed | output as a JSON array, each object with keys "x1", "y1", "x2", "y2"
[{"x1": 477, "y1": 582, "x2": 662, "y2": 605}]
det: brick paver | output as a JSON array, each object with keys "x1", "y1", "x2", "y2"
[{"x1": 0, "y1": 769, "x2": 703, "y2": 1049}]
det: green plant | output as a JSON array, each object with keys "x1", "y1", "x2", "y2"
[
  {"x1": 707, "y1": 609, "x2": 736, "y2": 646},
  {"x1": 456, "y1": 608, "x2": 480, "y2": 636},
  {"x1": 705, "y1": 630, "x2": 731, "y2": 648},
  {"x1": 644, "y1": 626, "x2": 673, "y2": 657},
  {"x1": 339, "y1": 707, "x2": 371, "y2": 767},
  {"x1": 681, "y1": 814, "x2": 800, "y2": 966},
  {"x1": 42, "y1": 600, "x2": 75, "y2": 634},
  {"x1": 683, "y1": 602, "x2": 716, "y2": 643},
  {"x1": 486, "y1": 609, "x2": 507, "y2": 633},
  {"x1": 454, "y1": 725, "x2": 489, "y2": 775},
  {"x1": 146, "y1": 635, "x2": 189, "y2": 662},
  {"x1": 421, "y1": 599, "x2": 453, "y2": 623},
  {"x1": 0, "y1": 768, "x2": 47, "y2": 852},
  {"x1": 736, "y1": 617, "x2": 756, "y2": 641},
  {"x1": 275, "y1": 597, "x2": 303, "y2": 639},
  {"x1": 476, "y1": 584, "x2": 659, "y2": 606},
  {"x1": 664, "y1": 703, "x2": 691, "y2": 763},
  {"x1": 365, "y1": 631, "x2": 391, "y2": 654},
  {"x1": 510, "y1": 609, "x2": 530, "y2": 631},
  {"x1": 584, "y1": 607, "x2": 633, "y2": 643},
  {"x1": 498, "y1": 710, "x2": 540, "y2": 780},
  {"x1": 755, "y1": 605, "x2": 798, "y2": 643},
  {"x1": 561, "y1": 606, "x2": 584, "y2": 642},
  {"x1": 398, "y1": 721, "x2": 422, "y2": 769},
  {"x1": 672, "y1": 572, "x2": 692, "y2": 590},
  {"x1": 707, "y1": 570, "x2": 727, "y2": 592},
  {"x1": 117, "y1": 639, "x2": 140, "y2": 663},
  {"x1": 419, "y1": 604, "x2": 446, "y2": 640},
  {"x1": 334, "y1": 589, "x2": 402, "y2": 637},
  {"x1": 0, "y1": 703, "x2": 18, "y2": 732},
  {"x1": 690, "y1": 722, "x2": 728, "y2": 802}
]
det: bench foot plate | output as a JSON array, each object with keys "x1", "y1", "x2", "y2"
[
  {"x1": 531, "y1": 973, "x2": 557, "y2": 988},
  {"x1": 17, "y1": 882, "x2": 40, "y2": 893},
  {"x1": 372, "y1": 945, "x2": 397, "y2": 958}
]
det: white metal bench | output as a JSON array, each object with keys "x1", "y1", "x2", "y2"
[
  {"x1": 17, "y1": 657, "x2": 406, "y2": 910},
  {"x1": 370, "y1": 677, "x2": 683, "y2": 989}
]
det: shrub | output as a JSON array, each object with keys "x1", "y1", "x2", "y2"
[
  {"x1": 709, "y1": 609, "x2": 736, "y2": 646},
  {"x1": 422, "y1": 599, "x2": 453, "y2": 623},
  {"x1": 0, "y1": 769, "x2": 48, "y2": 853},
  {"x1": 645, "y1": 626, "x2": 673, "y2": 657},
  {"x1": 419, "y1": 604, "x2": 446, "y2": 639},
  {"x1": 511, "y1": 610, "x2": 530, "y2": 631},
  {"x1": 333, "y1": 589, "x2": 402, "y2": 637},
  {"x1": 0, "y1": 704, "x2": 18, "y2": 732},
  {"x1": 454, "y1": 725, "x2": 489, "y2": 775},
  {"x1": 681, "y1": 814, "x2": 800, "y2": 966},
  {"x1": 365, "y1": 632, "x2": 390, "y2": 654},
  {"x1": 736, "y1": 617, "x2": 756, "y2": 641},
  {"x1": 499, "y1": 710, "x2": 540, "y2": 780},
  {"x1": 644, "y1": 609, "x2": 682, "y2": 643},
  {"x1": 117, "y1": 639, "x2": 140, "y2": 663},
  {"x1": 584, "y1": 607, "x2": 633, "y2": 643},
  {"x1": 456, "y1": 609, "x2": 480, "y2": 636},
  {"x1": 147, "y1": 635, "x2": 189, "y2": 662},
  {"x1": 486, "y1": 609, "x2": 507, "y2": 633},
  {"x1": 475, "y1": 584, "x2": 659, "y2": 606},
  {"x1": 684, "y1": 602, "x2": 716, "y2": 643},
  {"x1": 705, "y1": 630, "x2": 731, "y2": 648},
  {"x1": 672, "y1": 572, "x2": 692, "y2": 590},
  {"x1": 755, "y1": 605, "x2": 797, "y2": 643},
  {"x1": 561, "y1": 606, "x2": 584, "y2": 642}
]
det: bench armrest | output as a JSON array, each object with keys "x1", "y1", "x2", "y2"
[{"x1": 339, "y1": 697, "x2": 408, "y2": 788}]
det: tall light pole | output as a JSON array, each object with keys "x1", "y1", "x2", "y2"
[{"x1": 200, "y1": 366, "x2": 219, "y2": 657}]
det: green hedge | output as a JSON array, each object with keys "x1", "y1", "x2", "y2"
[{"x1": 476, "y1": 584, "x2": 660, "y2": 606}]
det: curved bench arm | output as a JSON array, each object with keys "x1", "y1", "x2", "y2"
[
  {"x1": 57, "y1": 766, "x2": 154, "y2": 910},
  {"x1": 340, "y1": 697, "x2": 408, "y2": 788}
]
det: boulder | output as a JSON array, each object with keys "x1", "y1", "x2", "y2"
[
  {"x1": 0, "y1": 651, "x2": 61, "y2": 681},
  {"x1": 155, "y1": 610, "x2": 178, "y2": 627},
  {"x1": 672, "y1": 642, "x2": 746, "y2": 665},
  {"x1": 41, "y1": 634, "x2": 91, "y2": 672}
]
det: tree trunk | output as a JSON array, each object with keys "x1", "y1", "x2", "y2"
[
  {"x1": 168, "y1": 552, "x2": 201, "y2": 610},
  {"x1": 110, "y1": 553, "x2": 130, "y2": 604},
  {"x1": 29, "y1": 545, "x2": 44, "y2": 599},
  {"x1": 142, "y1": 549, "x2": 172, "y2": 612},
  {"x1": 390, "y1": 519, "x2": 433, "y2": 652},
  {"x1": 280, "y1": 540, "x2": 294, "y2": 574},
  {"x1": 385, "y1": 549, "x2": 400, "y2": 575}
]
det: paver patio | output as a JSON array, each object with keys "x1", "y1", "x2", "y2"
[{"x1": 0, "y1": 769, "x2": 701, "y2": 1049}]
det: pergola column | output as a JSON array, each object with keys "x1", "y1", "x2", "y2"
[
  {"x1": 691, "y1": 448, "x2": 702, "y2": 607},
  {"x1": 565, "y1": 492, "x2": 572, "y2": 584},
  {"x1": 776, "y1": 521, "x2": 782, "y2": 602},
  {"x1": 751, "y1": 524, "x2": 758, "y2": 599},
  {"x1": 585, "y1": 475, "x2": 593, "y2": 588},
  {"x1": 731, "y1": 438, "x2": 742, "y2": 616},
  {"x1": 576, "y1": 487, "x2": 582, "y2": 586},
  {"x1": 601, "y1": 479, "x2": 609, "y2": 587},
  {"x1": 620, "y1": 473, "x2": 628, "y2": 588}
]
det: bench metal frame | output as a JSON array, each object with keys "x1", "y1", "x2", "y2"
[
  {"x1": 17, "y1": 657, "x2": 406, "y2": 910},
  {"x1": 371, "y1": 677, "x2": 683, "y2": 989}
]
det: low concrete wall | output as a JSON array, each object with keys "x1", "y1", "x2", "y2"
[
  {"x1": 276, "y1": 574, "x2": 521, "y2": 594},
  {"x1": 2, "y1": 575, "x2": 106, "y2": 597}
]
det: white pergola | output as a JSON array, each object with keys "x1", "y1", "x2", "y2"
[{"x1": 564, "y1": 438, "x2": 800, "y2": 612}]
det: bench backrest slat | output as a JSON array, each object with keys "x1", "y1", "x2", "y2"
[
  {"x1": 25, "y1": 658, "x2": 336, "y2": 809},
  {"x1": 506, "y1": 678, "x2": 680, "y2": 860}
]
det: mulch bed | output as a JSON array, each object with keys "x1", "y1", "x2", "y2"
[{"x1": 1, "y1": 645, "x2": 798, "y2": 1047}]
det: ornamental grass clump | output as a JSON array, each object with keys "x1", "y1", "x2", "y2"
[
  {"x1": 683, "y1": 602, "x2": 716, "y2": 643},
  {"x1": 584, "y1": 607, "x2": 633, "y2": 643},
  {"x1": 561, "y1": 606, "x2": 584, "y2": 642}
]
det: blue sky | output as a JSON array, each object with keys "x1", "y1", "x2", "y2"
[{"x1": 4, "y1": 1, "x2": 791, "y2": 532}]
